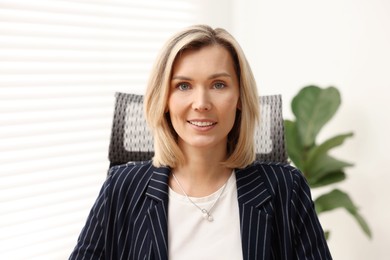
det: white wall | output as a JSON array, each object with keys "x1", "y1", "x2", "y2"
[
  {"x1": 194, "y1": 0, "x2": 233, "y2": 30},
  {"x1": 227, "y1": 0, "x2": 390, "y2": 259}
]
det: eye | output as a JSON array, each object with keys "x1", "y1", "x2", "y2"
[
  {"x1": 213, "y1": 82, "x2": 226, "y2": 89},
  {"x1": 177, "y1": 83, "x2": 191, "y2": 91}
]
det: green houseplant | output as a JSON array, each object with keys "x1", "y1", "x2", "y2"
[{"x1": 284, "y1": 85, "x2": 371, "y2": 239}]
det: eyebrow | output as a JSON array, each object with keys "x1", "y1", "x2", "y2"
[
  {"x1": 208, "y1": 72, "x2": 232, "y2": 79},
  {"x1": 171, "y1": 72, "x2": 232, "y2": 81}
]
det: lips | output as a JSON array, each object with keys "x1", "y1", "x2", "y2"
[{"x1": 188, "y1": 121, "x2": 217, "y2": 127}]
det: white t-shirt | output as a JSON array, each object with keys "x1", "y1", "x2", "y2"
[{"x1": 168, "y1": 172, "x2": 243, "y2": 260}]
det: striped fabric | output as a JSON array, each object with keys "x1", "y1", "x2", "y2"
[{"x1": 69, "y1": 161, "x2": 332, "y2": 260}]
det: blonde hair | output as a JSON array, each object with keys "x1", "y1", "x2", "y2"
[{"x1": 144, "y1": 25, "x2": 259, "y2": 168}]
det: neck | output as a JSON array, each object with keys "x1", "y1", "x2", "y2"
[{"x1": 170, "y1": 143, "x2": 232, "y2": 197}]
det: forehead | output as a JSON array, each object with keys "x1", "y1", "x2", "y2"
[{"x1": 172, "y1": 45, "x2": 236, "y2": 75}]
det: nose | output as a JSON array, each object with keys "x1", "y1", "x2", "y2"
[{"x1": 192, "y1": 88, "x2": 212, "y2": 111}]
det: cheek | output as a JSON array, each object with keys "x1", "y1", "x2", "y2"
[
  {"x1": 167, "y1": 93, "x2": 179, "y2": 113},
  {"x1": 219, "y1": 98, "x2": 239, "y2": 127},
  {"x1": 167, "y1": 94, "x2": 185, "y2": 119},
  {"x1": 223, "y1": 95, "x2": 240, "y2": 112}
]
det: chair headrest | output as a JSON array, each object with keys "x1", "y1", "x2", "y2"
[{"x1": 109, "y1": 92, "x2": 288, "y2": 166}]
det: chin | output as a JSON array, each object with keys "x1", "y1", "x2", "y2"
[{"x1": 183, "y1": 137, "x2": 225, "y2": 149}]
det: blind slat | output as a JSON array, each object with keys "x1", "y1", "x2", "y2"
[
  {"x1": 0, "y1": 0, "x2": 196, "y2": 20},
  {"x1": 0, "y1": 36, "x2": 160, "y2": 51},
  {"x1": 0, "y1": 96, "x2": 114, "y2": 111},
  {"x1": 0, "y1": 23, "x2": 172, "y2": 41},
  {"x1": 0, "y1": 131, "x2": 108, "y2": 151}
]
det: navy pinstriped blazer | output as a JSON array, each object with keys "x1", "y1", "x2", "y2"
[{"x1": 69, "y1": 161, "x2": 332, "y2": 260}]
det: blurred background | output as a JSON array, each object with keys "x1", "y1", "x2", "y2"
[{"x1": 1, "y1": 0, "x2": 389, "y2": 259}]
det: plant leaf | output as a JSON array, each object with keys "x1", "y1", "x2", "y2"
[
  {"x1": 315, "y1": 189, "x2": 372, "y2": 238},
  {"x1": 284, "y1": 120, "x2": 304, "y2": 169},
  {"x1": 309, "y1": 170, "x2": 346, "y2": 188},
  {"x1": 304, "y1": 133, "x2": 353, "y2": 175},
  {"x1": 292, "y1": 86, "x2": 341, "y2": 146},
  {"x1": 307, "y1": 154, "x2": 353, "y2": 181},
  {"x1": 306, "y1": 132, "x2": 354, "y2": 169},
  {"x1": 323, "y1": 230, "x2": 330, "y2": 240},
  {"x1": 353, "y1": 211, "x2": 373, "y2": 239}
]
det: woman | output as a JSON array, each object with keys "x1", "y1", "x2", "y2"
[{"x1": 70, "y1": 25, "x2": 332, "y2": 260}]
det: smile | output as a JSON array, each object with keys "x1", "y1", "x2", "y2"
[{"x1": 188, "y1": 121, "x2": 217, "y2": 127}]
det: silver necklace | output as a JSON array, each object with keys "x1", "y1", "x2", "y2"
[{"x1": 171, "y1": 173, "x2": 229, "y2": 222}]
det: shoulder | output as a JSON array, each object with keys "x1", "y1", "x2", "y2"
[
  {"x1": 108, "y1": 161, "x2": 154, "y2": 178},
  {"x1": 255, "y1": 161, "x2": 303, "y2": 180},
  {"x1": 238, "y1": 161, "x2": 304, "y2": 181},
  {"x1": 105, "y1": 161, "x2": 171, "y2": 196},
  {"x1": 108, "y1": 160, "x2": 153, "y2": 181},
  {"x1": 237, "y1": 161, "x2": 308, "y2": 196},
  {"x1": 104, "y1": 161, "x2": 156, "y2": 196}
]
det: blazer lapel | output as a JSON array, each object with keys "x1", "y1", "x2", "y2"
[
  {"x1": 235, "y1": 165, "x2": 273, "y2": 260},
  {"x1": 145, "y1": 165, "x2": 171, "y2": 260},
  {"x1": 141, "y1": 163, "x2": 274, "y2": 260}
]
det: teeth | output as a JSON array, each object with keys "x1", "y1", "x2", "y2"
[{"x1": 189, "y1": 121, "x2": 215, "y2": 127}]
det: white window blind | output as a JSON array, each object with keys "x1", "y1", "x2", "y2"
[{"x1": 0, "y1": 1, "x2": 198, "y2": 259}]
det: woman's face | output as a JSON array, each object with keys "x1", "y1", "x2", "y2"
[{"x1": 168, "y1": 45, "x2": 240, "y2": 154}]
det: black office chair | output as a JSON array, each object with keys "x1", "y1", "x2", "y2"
[{"x1": 108, "y1": 92, "x2": 288, "y2": 167}]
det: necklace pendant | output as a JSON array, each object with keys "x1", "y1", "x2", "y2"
[
  {"x1": 172, "y1": 172, "x2": 228, "y2": 223},
  {"x1": 202, "y1": 209, "x2": 214, "y2": 222}
]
